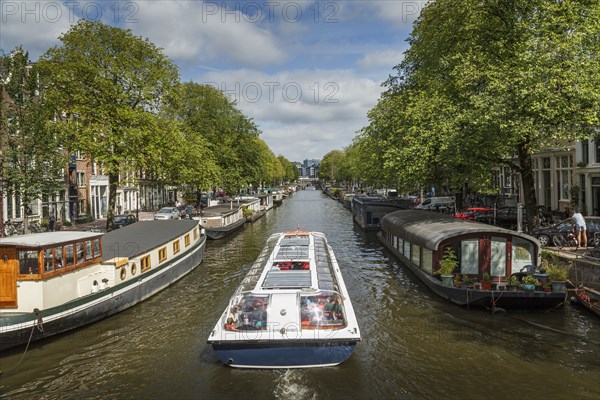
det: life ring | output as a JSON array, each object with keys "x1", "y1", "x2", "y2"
[
  {"x1": 131, "y1": 263, "x2": 137, "y2": 276},
  {"x1": 120, "y1": 267, "x2": 126, "y2": 281}
]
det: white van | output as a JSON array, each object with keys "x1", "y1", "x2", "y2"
[{"x1": 415, "y1": 196, "x2": 455, "y2": 210}]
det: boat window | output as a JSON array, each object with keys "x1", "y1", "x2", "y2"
[
  {"x1": 65, "y1": 244, "x2": 75, "y2": 267},
  {"x1": 93, "y1": 239, "x2": 101, "y2": 258},
  {"x1": 490, "y1": 237, "x2": 507, "y2": 277},
  {"x1": 54, "y1": 246, "x2": 64, "y2": 269},
  {"x1": 159, "y1": 247, "x2": 167, "y2": 262},
  {"x1": 44, "y1": 248, "x2": 54, "y2": 272},
  {"x1": 76, "y1": 242, "x2": 85, "y2": 264},
  {"x1": 512, "y1": 237, "x2": 535, "y2": 273},
  {"x1": 185, "y1": 234, "x2": 190, "y2": 247},
  {"x1": 224, "y1": 295, "x2": 269, "y2": 331},
  {"x1": 460, "y1": 240, "x2": 479, "y2": 274},
  {"x1": 421, "y1": 249, "x2": 433, "y2": 274},
  {"x1": 85, "y1": 241, "x2": 93, "y2": 261},
  {"x1": 411, "y1": 243, "x2": 420, "y2": 266},
  {"x1": 173, "y1": 240, "x2": 181, "y2": 254},
  {"x1": 300, "y1": 293, "x2": 346, "y2": 329},
  {"x1": 141, "y1": 255, "x2": 151, "y2": 273},
  {"x1": 403, "y1": 241, "x2": 411, "y2": 258},
  {"x1": 19, "y1": 250, "x2": 39, "y2": 274},
  {"x1": 262, "y1": 270, "x2": 311, "y2": 289}
]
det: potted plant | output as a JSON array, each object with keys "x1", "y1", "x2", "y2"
[
  {"x1": 507, "y1": 275, "x2": 520, "y2": 291},
  {"x1": 480, "y1": 272, "x2": 492, "y2": 290},
  {"x1": 436, "y1": 247, "x2": 458, "y2": 287},
  {"x1": 545, "y1": 263, "x2": 569, "y2": 293},
  {"x1": 522, "y1": 275, "x2": 539, "y2": 292}
]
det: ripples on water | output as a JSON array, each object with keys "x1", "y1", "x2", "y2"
[{"x1": 1, "y1": 190, "x2": 599, "y2": 399}]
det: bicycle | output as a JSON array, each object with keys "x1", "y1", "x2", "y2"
[{"x1": 552, "y1": 231, "x2": 579, "y2": 250}]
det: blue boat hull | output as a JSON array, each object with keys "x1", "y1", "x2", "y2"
[{"x1": 212, "y1": 341, "x2": 357, "y2": 368}]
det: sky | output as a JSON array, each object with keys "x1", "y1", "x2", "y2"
[{"x1": 0, "y1": 0, "x2": 427, "y2": 162}]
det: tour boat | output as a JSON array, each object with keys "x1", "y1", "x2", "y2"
[
  {"x1": 0, "y1": 220, "x2": 206, "y2": 352},
  {"x1": 379, "y1": 210, "x2": 567, "y2": 310},
  {"x1": 207, "y1": 229, "x2": 361, "y2": 368}
]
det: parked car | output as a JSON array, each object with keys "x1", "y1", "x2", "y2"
[
  {"x1": 415, "y1": 196, "x2": 455, "y2": 210},
  {"x1": 154, "y1": 207, "x2": 181, "y2": 220},
  {"x1": 531, "y1": 216, "x2": 600, "y2": 247},
  {"x1": 113, "y1": 214, "x2": 138, "y2": 228},
  {"x1": 474, "y1": 205, "x2": 554, "y2": 230},
  {"x1": 455, "y1": 207, "x2": 495, "y2": 221}
]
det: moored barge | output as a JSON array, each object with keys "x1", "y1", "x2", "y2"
[
  {"x1": 0, "y1": 220, "x2": 206, "y2": 352},
  {"x1": 379, "y1": 210, "x2": 567, "y2": 310}
]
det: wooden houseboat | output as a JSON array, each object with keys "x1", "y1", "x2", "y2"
[
  {"x1": 236, "y1": 196, "x2": 265, "y2": 223},
  {"x1": 207, "y1": 229, "x2": 361, "y2": 368},
  {"x1": 379, "y1": 210, "x2": 567, "y2": 310},
  {"x1": 0, "y1": 220, "x2": 206, "y2": 352},
  {"x1": 198, "y1": 202, "x2": 246, "y2": 240}
]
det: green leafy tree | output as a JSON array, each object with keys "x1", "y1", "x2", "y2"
[
  {"x1": 40, "y1": 21, "x2": 181, "y2": 230},
  {"x1": 0, "y1": 47, "x2": 68, "y2": 234}
]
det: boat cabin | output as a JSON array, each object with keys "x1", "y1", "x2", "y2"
[
  {"x1": 0, "y1": 231, "x2": 103, "y2": 307},
  {"x1": 381, "y1": 210, "x2": 540, "y2": 286}
]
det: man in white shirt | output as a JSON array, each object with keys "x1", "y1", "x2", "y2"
[{"x1": 571, "y1": 208, "x2": 587, "y2": 248}]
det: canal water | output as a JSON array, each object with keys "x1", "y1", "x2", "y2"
[{"x1": 1, "y1": 190, "x2": 599, "y2": 399}]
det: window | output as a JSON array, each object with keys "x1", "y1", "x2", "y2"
[
  {"x1": 173, "y1": 240, "x2": 180, "y2": 255},
  {"x1": 556, "y1": 155, "x2": 573, "y2": 201},
  {"x1": 185, "y1": 234, "x2": 190, "y2": 247},
  {"x1": 44, "y1": 249, "x2": 54, "y2": 272},
  {"x1": 65, "y1": 244, "x2": 75, "y2": 267},
  {"x1": 54, "y1": 246, "x2": 64, "y2": 268},
  {"x1": 76, "y1": 171, "x2": 85, "y2": 187},
  {"x1": 141, "y1": 255, "x2": 151, "y2": 272},
  {"x1": 19, "y1": 250, "x2": 39, "y2": 274},
  {"x1": 85, "y1": 241, "x2": 93, "y2": 261},
  {"x1": 411, "y1": 244, "x2": 420, "y2": 266},
  {"x1": 193, "y1": 227, "x2": 198, "y2": 240},
  {"x1": 422, "y1": 249, "x2": 433, "y2": 274},
  {"x1": 93, "y1": 239, "x2": 100, "y2": 258},
  {"x1": 581, "y1": 140, "x2": 589, "y2": 164},
  {"x1": 76, "y1": 242, "x2": 84, "y2": 264},
  {"x1": 159, "y1": 247, "x2": 167, "y2": 262},
  {"x1": 403, "y1": 241, "x2": 411, "y2": 258}
]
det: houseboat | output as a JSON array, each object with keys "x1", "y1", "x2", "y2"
[
  {"x1": 352, "y1": 194, "x2": 412, "y2": 230},
  {"x1": 198, "y1": 201, "x2": 246, "y2": 240},
  {"x1": 0, "y1": 220, "x2": 206, "y2": 352},
  {"x1": 207, "y1": 229, "x2": 361, "y2": 368},
  {"x1": 236, "y1": 196, "x2": 265, "y2": 223},
  {"x1": 379, "y1": 210, "x2": 567, "y2": 310}
]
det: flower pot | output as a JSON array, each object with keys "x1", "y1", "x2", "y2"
[
  {"x1": 480, "y1": 281, "x2": 492, "y2": 291},
  {"x1": 551, "y1": 281, "x2": 566, "y2": 293},
  {"x1": 522, "y1": 283, "x2": 535, "y2": 292},
  {"x1": 533, "y1": 273, "x2": 548, "y2": 284},
  {"x1": 441, "y1": 275, "x2": 454, "y2": 287}
]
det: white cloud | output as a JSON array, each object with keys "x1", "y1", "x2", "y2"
[
  {"x1": 198, "y1": 68, "x2": 383, "y2": 160},
  {"x1": 0, "y1": 1, "x2": 75, "y2": 59},
  {"x1": 357, "y1": 49, "x2": 405, "y2": 70},
  {"x1": 129, "y1": 1, "x2": 286, "y2": 68}
]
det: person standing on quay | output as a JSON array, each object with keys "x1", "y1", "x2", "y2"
[{"x1": 571, "y1": 208, "x2": 587, "y2": 248}]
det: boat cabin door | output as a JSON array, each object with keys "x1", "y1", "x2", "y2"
[
  {"x1": 0, "y1": 247, "x2": 18, "y2": 308},
  {"x1": 269, "y1": 293, "x2": 300, "y2": 337}
]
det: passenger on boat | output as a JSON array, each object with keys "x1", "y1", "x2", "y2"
[
  {"x1": 224, "y1": 317, "x2": 236, "y2": 330},
  {"x1": 325, "y1": 297, "x2": 342, "y2": 320},
  {"x1": 227, "y1": 306, "x2": 240, "y2": 325}
]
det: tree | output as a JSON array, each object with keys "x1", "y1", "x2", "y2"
[
  {"x1": 0, "y1": 47, "x2": 68, "y2": 234},
  {"x1": 364, "y1": 0, "x2": 599, "y2": 229},
  {"x1": 40, "y1": 21, "x2": 180, "y2": 230},
  {"x1": 173, "y1": 82, "x2": 261, "y2": 195}
]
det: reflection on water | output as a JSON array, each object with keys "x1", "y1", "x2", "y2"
[{"x1": 1, "y1": 190, "x2": 599, "y2": 399}]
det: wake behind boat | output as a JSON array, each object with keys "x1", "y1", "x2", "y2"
[
  {"x1": 0, "y1": 220, "x2": 206, "y2": 352},
  {"x1": 207, "y1": 229, "x2": 361, "y2": 368}
]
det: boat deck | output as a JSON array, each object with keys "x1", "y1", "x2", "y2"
[{"x1": 102, "y1": 220, "x2": 199, "y2": 261}]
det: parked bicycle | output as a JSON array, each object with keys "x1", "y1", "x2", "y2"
[{"x1": 552, "y1": 231, "x2": 579, "y2": 250}]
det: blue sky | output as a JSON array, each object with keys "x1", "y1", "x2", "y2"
[{"x1": 0, "y1": 0, "x2": 426, "y2": 162}]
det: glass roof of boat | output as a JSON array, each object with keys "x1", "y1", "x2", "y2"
[
  {"x1": 275, "y1": 236, "x2": 310, "y2": 259},
  {"x1": 262, "y1": 270, "x2": 312, "y2": 289}
]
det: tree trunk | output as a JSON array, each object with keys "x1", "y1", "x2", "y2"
[
  {"x1": 517, "y1": 139, "x2": 538, "y2": 232},
  {"x1": 0, "y1": 188, "x2": 4, "y2": 238},
  {"x1": 106, "y1": 168, "x2": 119, "y2": 231}
]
